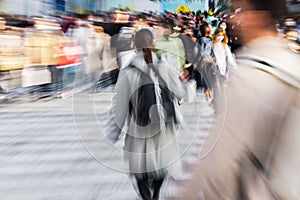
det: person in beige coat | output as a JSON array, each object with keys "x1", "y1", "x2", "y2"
[
  {"x1": 84, "y1": 25, "x2": 113, "y2": 74},
  {"x1": 181, "y1": 0, "x2": 300, "y2": 199},
  {"x1": 106, "y1": 29, "x2": 185, "y2": 200}
]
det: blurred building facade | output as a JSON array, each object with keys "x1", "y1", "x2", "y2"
[
  {"x1": 0, "y1": 0, "x2": 54, "y2": 16},
  {"x1": 0, "y1": 0, "x2": 162, "y2": 15},
  {"x1": 0, "y1": 0, "x2": 298, "y2": 16},
  {"x1": 66, "y1": 0, "x2": 161, "y2": 13}
]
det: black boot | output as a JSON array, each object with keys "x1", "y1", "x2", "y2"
[
  {"x1": 136, "y1": 177, "x2": 152, "y2": 200},
  {"x1": 152, "y1": 178, "x2": 164, "y2": 200}
]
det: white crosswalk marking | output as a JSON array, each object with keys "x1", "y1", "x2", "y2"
[{"x1": 0, "y1": 90, "x2": 214, "y2": 200}]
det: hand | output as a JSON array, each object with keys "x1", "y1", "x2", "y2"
[
  {"x1": 204, "y1": 88, "x2": 212, "y2": 100},
  {"x1": 184, "y1": 63, "x2": 192, "y2": 69}
]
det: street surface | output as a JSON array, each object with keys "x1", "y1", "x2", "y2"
[{"x1": 0, "y1": 86, "x2": 214, "y2": 200}]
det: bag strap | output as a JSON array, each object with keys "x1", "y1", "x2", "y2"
[
  {"x1": 129, "y1": 63, "x2": 173, "y2": 94},
  {"x1": 237, "y1": 56, "x2": 300, "y2": 89}
]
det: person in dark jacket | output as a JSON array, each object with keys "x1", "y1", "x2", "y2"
[{"x1": 193, "y1": 22, "x2": 213, "y2": 98}]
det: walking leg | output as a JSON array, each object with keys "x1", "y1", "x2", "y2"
[
  {"x1": 136, "y1": 176, "x2": 152, "y2": 200},
  {"x1": 152, "y1": 178, "x2": 164, "y2": 200}
]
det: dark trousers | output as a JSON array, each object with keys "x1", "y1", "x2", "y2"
[
  {"x1": 135, "y1": 175, "x2": 164, "y2": 200},
  {"x1": 186, "y1": 65, "x2": 207, "y2": 89}
]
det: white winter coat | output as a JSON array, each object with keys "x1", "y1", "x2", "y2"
[
  {"x1": 212, "y1": 42, "x2": 237, "y2": 77},
  {"x1": 106, "y1": 51, "x2": 185, "y2": 179}
]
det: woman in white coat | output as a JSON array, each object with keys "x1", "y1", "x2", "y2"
[
  {"x1": 212, "y1": 27, "x2": 237, "y2": 79},
  {"x1": 198, "y1": 27, "x2": 237, "y2": 111},
  {"x1": 107, "y1": 29, "x2": 185, "y2": 200}
]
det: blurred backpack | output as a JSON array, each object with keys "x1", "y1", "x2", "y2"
[{"x1": 128, "y1": 65, "x2": 177, "y2": 127}]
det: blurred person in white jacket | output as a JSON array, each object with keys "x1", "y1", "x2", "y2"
[
  {"x1": 200, "y1": 27, "x2": 238, "y2": 102},
  {"x1": 212, "y1": 27, "x2": 237, "y2": 79},
  {"x1": 106, "y1": 29, "x2": 185, "y2": 200},
  {"x1": 84, "y1": 25, "x2": 113, "y2": 74},
  {"x1": 69, "y1": 20, "x2": 92, "y2": 57}
]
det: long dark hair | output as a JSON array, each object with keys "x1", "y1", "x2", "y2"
[
  {"x1": 213, "y1": 27, "x2": 228, "y2": 46},
  {"x1": 199, "y1": 22, "x2": 212, "y2": 39},
  {"x1": 134, "y1": 29, "x2": 154, "y2": 64}
]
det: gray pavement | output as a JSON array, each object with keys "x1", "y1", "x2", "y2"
[{"x1": 0, "y1": 87, "x2": 214, "y2": 200}]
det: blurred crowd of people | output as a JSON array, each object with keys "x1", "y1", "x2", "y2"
[
  {"x1": 1, "y1": 1, "x2": 300, "y2": 199},
  {"x1": 0, "y1": 6, "x2": 299, "y2": 92},
  {"x1": 112, "y1": 8, "x2": 243, "y2": 103},
  {"x1": 105, "y1": 1, "x2": 300, "y2": 200}
]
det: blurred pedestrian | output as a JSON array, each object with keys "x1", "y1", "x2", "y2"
[
  {"x1": 211, "y1": 18, "x2": 219, "y2": 35},
  {"x1": 106, "y1": 29, "x2": 185, "y2": 200},
  {"x1": 193, "y1": 22, "x2": 213, "y2": 97},
  {"x1": 60, "y1": 15, "x2": 74, "y2": 33},
  {"x1": 69, "y1": 20, "x2": 92, "y2": 57},
  {"x1": 198, "y1": 27, "x2": 237, "y2": 105},
  {"x1": 83, "y1": 25, "x2": 112, "y2": 74},
  {"x1": 155, "y1": 26, "x2": 185, "y2": 73},
  {"x1": 179, "y1": 28, "x2": 197, "y2": 65},
  {"x1": 181, "y1": 0, "x2": 300, "y2": 199},
  {"x1": 211, "y1": 27, "x2": 237, "y2": 79},
  {"x1": 227, "y1": 12, "x2": 243, "y2": 53},
  {"x1": 218, "y1": 20, "x2": 231, "y2": 46},
  {"x1": 196, "y1": 22, "x2": 213, "y2": 59}
]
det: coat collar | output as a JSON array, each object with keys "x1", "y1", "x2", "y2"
[{"x1": 130, "y1": 51, "x2": 159, "y2": 73}]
